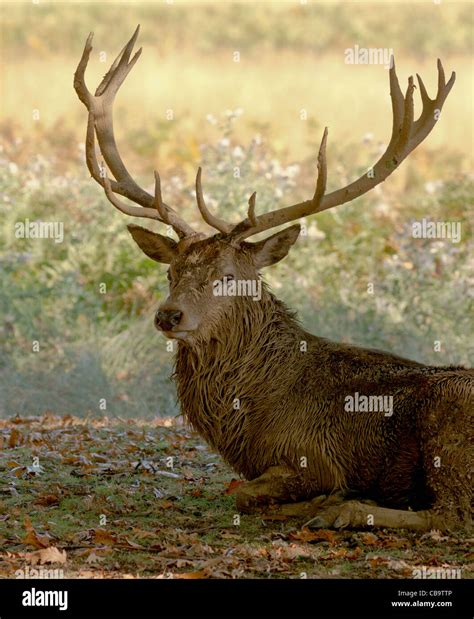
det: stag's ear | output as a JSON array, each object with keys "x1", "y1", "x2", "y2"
[
  {"x1": 127, "y1": 224, "x2": 178, "y2": 264},
  {"x1": 248, "y1": 224, "x2": 300, "y2": 268}
]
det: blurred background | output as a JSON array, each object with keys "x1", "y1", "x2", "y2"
[{"x1": 0, "y1": 0, "x2": 473, "y2": 418}]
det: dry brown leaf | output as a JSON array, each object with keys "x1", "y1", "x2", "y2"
[
  {"x1": 360, "y1": 532, "x2": 379, "y2": 546},
  {"x1": 8, "y1": 428, "x2": 22, "y2": 448},
  {"x1": 300, "y1": 528, "x2": 338, "y2": 545},
  {"x1": 270, "y1": 541, "x2": 311, "y2": 560},
  {"x1": 6, "y1": 460, "x2": 21, "y2": 468},
  {"x1": 369, "y1": 555, "x2": 388, "y2": 568},
  {"x1": 289, "y1": 527, "x2": 337, "y2": 544},
  {"x1": 91, "y1": 529, "x2": 118, "y2": 546},
  {"x1": 157, "y1": 500, "x2": 174, "y2": 509},
  {"x1": 131, "y1": 528, "x2": 159, "y2": 540},
  {"x1": 381, "y1": 537, "x2": 409, "y2": 549},
  {"x1": 22, "y1": 517, "x2": 51, "y2": 549},
  {"x1": 123, "y1": 538, "x2": 146, "y2": 550},
  {"x1": 34, "y1": 494, "x2": 60, "y2": 507},
  {"x1": 225, "y1": 479, "x2": 245, "y2": 495},
  {"x1": 26, "y1": 546, "x2": 67, "y2": 566}
]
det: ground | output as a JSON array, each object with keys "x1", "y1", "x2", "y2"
[{"x1": 0, "y1": 415, "x2": 471, "y2": 579}]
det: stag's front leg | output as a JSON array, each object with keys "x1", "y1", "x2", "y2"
[
  {"x1": 234, "y1": 466, "x2": 317, "y2": 513},
  {"x1": 306, "y1": 501, "x2": 447, "y2": 532}
]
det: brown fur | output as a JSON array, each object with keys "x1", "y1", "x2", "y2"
[{"x1": 167, "y1": 238, "x2": 473, "y2": 531}]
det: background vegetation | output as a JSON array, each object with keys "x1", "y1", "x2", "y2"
[{"x1": 1, "y1": 0, "x2": 473, "y2": 418}]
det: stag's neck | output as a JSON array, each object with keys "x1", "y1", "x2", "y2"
[{"x1": 174, "y1": 290, "x2": 307, "y2": 462}]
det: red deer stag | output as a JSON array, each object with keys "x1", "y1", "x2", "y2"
[{"x1": 74, "y1": 27, "x2": 472, "y2": 531}]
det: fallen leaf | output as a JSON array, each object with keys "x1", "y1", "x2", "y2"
[
  {"x1": 123, "y1": 538, "x2": 146, "y2": 550},
  {"x1": 289, "y1": 527, "x2": 337, "y2": 544},
  {"x1": 157, "y1": 500, "x2": 174, "y2": 509},
  {"x1": 8, "y1": 428, "x2": 22, "y2": 448},
  {"x1": 91, "y1": 529, "x2": 117, "y2": 546},
  {"x1": 26, "y1": 546, "x2": 67, "y2": 566},
  {"x1": 22, "y1": 517, "x2": 51, "y2": 549},
  {"x1": 6, "y1": 460, "x2": 21, "y2": 468},
  {"x1": 225, "y1": 479, "x2": 245, "y2": 495},
  {"x1": 34, "y1": 494, "x2": 60, "y2": 507},
  {"x1": 360, "y1": 532, "x2": 379, "y2": 546}
]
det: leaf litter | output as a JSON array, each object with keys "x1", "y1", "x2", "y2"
[{"x1": 0, "y1": 414, "x2": 470, "y2": 579}]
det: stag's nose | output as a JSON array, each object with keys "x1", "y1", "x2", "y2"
[{"x1": 154, "y1": 308, "x2": 183, "y2": 331}]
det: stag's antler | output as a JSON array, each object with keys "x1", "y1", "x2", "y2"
[
  {"x1": 74, "y1": 26, "x2": 197, "y2": 238},
  {"x1": 74, "y1": 28, "x2": 455, "y2": 242},
  {"x1": 229, "y1": 57, "x2": 455, "y2": 240}
]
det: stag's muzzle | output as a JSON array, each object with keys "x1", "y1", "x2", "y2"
[{"x1": 154, "y1": 308, "x2": 183, "y2": 332}]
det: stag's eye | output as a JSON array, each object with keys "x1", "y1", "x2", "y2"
[
  {"x1": 222, "y1": 274, "x2": 235, "y2": 282},
  {"x1": 166, "y1": 270, "x2": 172, "y2": 282}
]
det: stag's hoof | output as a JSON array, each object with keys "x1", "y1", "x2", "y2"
[
  {"x1": 306, "y1": 505, "x2": 344, "y2": 529},
  {"x1": 307, "y1": 515, "x2": 331, "y2": 529}
]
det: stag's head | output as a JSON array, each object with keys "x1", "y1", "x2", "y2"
[
  {"x1": 127, "y1": 222, "x2": 300, "y2": 342},
  {"x1": 74, "y1": 26, "x2": 455, "y2": 344}
]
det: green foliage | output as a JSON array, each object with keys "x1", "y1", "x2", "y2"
[{"x1": 0, "y1": 114, "x2": 472, "y2": 417}]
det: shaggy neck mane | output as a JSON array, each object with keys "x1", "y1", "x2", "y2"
[{"x1": 174, "y1": 286, "x2": 304, "y2": 473}]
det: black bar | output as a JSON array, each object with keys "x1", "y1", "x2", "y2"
[{"x1": 0, "y1": 578, "x2": 470, "y2": 619}]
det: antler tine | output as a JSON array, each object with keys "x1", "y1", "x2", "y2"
[
  {"x1": 389, "y1": 56, "x2": 404, "y2": 140},
  {"x1": 247, "y1": 192, "x2": 257, "y2": 227},
  {"x1": 153, "y1": 171, "x2": 169, "y2": 223},
  {"x1": 317, "y1": 59, "x2": 454, "y2": 211},
  {"x1": 95, "y1": 25, "x2": 141, "y2": 98},
  {"x1": 195, "y1": 168, "x2": 233, "y2": 234},
  {"x1": 102, "y1": 168, "x2": 161, "y2": 221},
  {"x1": 313, "y1": 126, "x2": 328, "y2": 204},
  {"x1": 74, "y1": 32, "x2": 94, "y2": 107},
  {"x1": 411, "y1": 59, "x2": 455, "y2": 144},
  {"x1": 230, "y1": 126, "x2": 329, "y2": 240},
  {"x1": 398, "y1": 75, "x2": 415, "y2": 152},
  {"x1": 230, "y1": 58, "x2": 455, "y2": 240},
  {"x1": 74, "y1": 27, "x2": 196, "y2": 238},
  {"x1": 153, "y1": 171, "x2": 194, "y2": 239}
]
